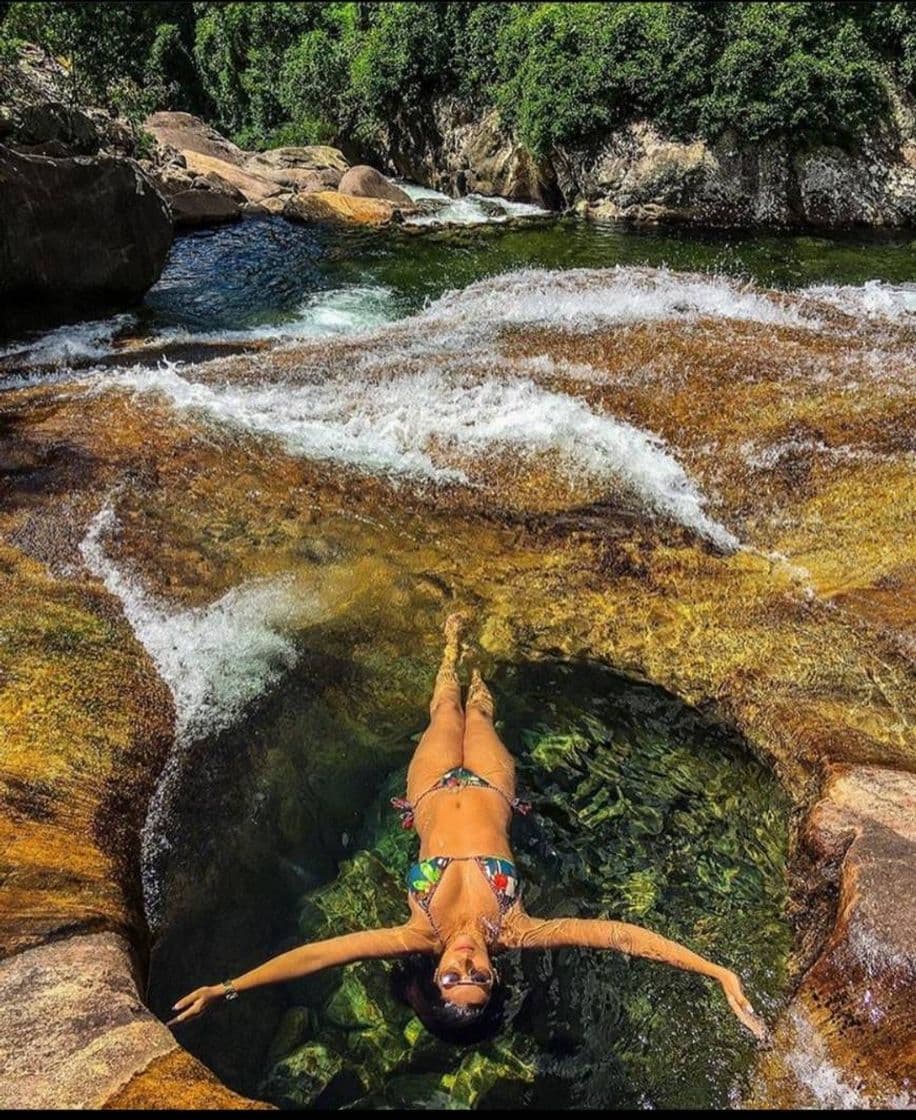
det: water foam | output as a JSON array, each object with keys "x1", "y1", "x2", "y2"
[
  {"x1": 780, "y1": 1006, "x2": 913, "y2": 1110},
  {"x1": 398, "y1": 181, "x2": 550, "y2": 226},
  {"x1": 99, "y1": 359, "x2": 738, "y2": 548},
  {"x1": 0, "y1": 313, "x2": 136, "y2": 368},
  {"x1": 80, "y1": 503, "x2": 307, "y2": 923},
  {"x1": 804, "y1": 279, "x2": 916, "y2": 322},
  {"x1": 417, "y1": 267, "x2": 816, "y2": 332},
  {"x1": 79, "y1": 504, "x2": 302, "y2": 744},
  {"x1": 155, "y1": 284, "x2": 401, "y2": 349}
]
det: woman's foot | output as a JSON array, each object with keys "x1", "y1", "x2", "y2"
[
  {"x1": 442, "y1": 611, "x2": 468, "y2": 666},
  {"x1": 431, "y1": 611, "x2": 467, "y2": 711},
  {"x1": 467, "y1": 667, "x2": 495, "y2": 718}
]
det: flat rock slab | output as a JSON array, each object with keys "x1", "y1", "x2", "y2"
[
  {"x1": 180, "y1": 150, "x2": 284, "y2": 205},
  {"x1": 245, "y1": 144, "x2": 348, "y2": 173},
  {"x1": 144, "y1": 111, "x2": 245, "y2": 166}
]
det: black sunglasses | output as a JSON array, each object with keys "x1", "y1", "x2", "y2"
[{"x1": 436, "y1": 966, "x2": 496, "y2": 989}]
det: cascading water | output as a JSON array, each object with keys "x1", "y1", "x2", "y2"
[{"x1": 4, "y1": 212, "x2": 914, "y2": 1110}]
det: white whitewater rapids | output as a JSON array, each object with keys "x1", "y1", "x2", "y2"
[
  {"x1": 13, "y1": 265, "x2": 914, "y2": 550},
  {"x1": 80, "y1": 505, "x2": 307, "y2": 923},
  {"x1": 69, "y1": 263, "x2": 852, "y2": 553}
]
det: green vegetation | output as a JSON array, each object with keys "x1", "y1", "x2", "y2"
[{"x1": 2, "y1": 2, "x2": 915, "y2": 148}]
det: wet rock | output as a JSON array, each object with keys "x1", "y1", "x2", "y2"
[
  {"x1": 337, "y1": 164, "x2": 414, "y2": 205},
  {"x1": 747, "y1": 765, "x2": 916, "y2": 1107},
  {"x1": 0, "y1": 536, "x2": 260, "y2": 1107},
  {"x1": 284, "y1": 188, "x2": 412, "y2": 226},
  {"x1": 0, "y1": 145, "x2": 173, "y2": 318}
]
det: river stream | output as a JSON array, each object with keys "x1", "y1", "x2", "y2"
[{"x1": 3, "y1": 208, "x2": 914, "y2": 1109}]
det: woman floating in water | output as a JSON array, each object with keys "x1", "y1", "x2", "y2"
[{"x1": 170, "y1": 614, "x2": 767, "y2": 1043}]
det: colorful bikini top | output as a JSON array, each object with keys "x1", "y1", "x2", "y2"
[
  {"x1": 391, "y1": 766, "x2": 531, "y2": 830},
  {"x1": 406, "y1": 855, "x2": 521, "y2": 943}
]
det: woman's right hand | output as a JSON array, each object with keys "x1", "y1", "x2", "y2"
[
  {"x1": 167, "y1": 984, "x2": 224, "y2": 1027},
  {"x1": 718, "y1": 969, "x2": 768, "y2": 1040}
]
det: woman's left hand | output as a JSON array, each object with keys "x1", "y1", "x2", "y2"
[{"x1": 718, "y1": 969, "x2": 768, "y2": 1040}]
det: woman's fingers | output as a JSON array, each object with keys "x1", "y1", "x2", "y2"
[
  {"x1": 167, "y1": 987, "x2": 215, "y2": 1027},
  {"x1": 167, "y1": 996, "x2": 206, "y2": 1027},
  {"x1": 172, "y1": 988, "x2": 203, "y2": 1012},
  {"x1": 724, "y1": 985, "x2": 768, "y2": 1040}
]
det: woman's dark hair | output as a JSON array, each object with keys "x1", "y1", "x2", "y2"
[{"x1": 390, "y1": 954, "x2": 508, "y2": 1045}]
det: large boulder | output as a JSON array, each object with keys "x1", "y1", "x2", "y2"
[
  {"x1": 143, "y1": 111, "x2": 245, "y2": 166},
  {"x1": 337, "y1": 164, "x2": 414, "y2": 205},
  {"x1": 11, "y1": 101, "x2": 100, "y2": 155},
  {"x1": 245, "y1": 144, "x2": 349, "y2": 174},
  {"x1": 0, "y1": 145, "x2": 172, "y2": 315}
]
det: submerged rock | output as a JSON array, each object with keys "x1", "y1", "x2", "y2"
[
  {"x1": 1, "y1": 266, "x2": 913, "y2": 1107},
  {"x1": 0, "y1": 144, "x2": 173, "y2": 320}
]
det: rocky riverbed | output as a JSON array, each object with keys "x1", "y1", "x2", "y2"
[{"x1": 1, "y1": 221, "x2": 914, "y2": 1109}]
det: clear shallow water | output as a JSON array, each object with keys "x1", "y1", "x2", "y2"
[{"x1": 146, "y1": 656, "x2": 791, "y2": 1110}]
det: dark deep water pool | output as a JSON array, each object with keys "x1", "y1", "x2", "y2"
[
  {"x1": 147, "y1": 655, "x2": 792, "y2": 1110},
  {"x1": 137, "y1": 213, "x2": 916, "y2": 339}
]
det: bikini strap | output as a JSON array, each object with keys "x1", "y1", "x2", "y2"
[{"x1": 390, "y1": 796, "x2": 415, "y2": 829}]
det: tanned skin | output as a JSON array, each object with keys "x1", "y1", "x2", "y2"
[{"x1": 170, "y1": 613, "x2": 767, "y2": 1040}]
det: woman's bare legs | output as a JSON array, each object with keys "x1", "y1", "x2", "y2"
[
  {"x1": 406, "y1": 613, "x2": 466, "y2": 804},
  {"x1": 462, "y1": 668, "x2": 516, "y2": 801}
]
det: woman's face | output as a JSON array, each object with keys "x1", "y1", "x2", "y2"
[{"x1": 435, "y1": 937, "x2": 494, "y2": 1008}]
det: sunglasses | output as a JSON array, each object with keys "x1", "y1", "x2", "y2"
[{"x1": 436, "y1": 966, "x2": 496, "y2": 989}]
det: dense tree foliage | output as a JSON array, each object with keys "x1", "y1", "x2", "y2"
[{"x1": 2, "y1": 1, "x2": 915, "y2": 151}]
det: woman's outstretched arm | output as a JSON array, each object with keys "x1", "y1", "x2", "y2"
[
  {"x1": 168, "y1": 924, "x2": 429, "y2": 1026},
  {"x1": 507, "y1": 913, "x2": 767, "y2": 1039}
]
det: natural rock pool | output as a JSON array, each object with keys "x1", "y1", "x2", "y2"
[
  {"x1": 146, "y1": 655, "x2": 792, "y2": 1109},
  {"x1": 2, "y1": 211, "x2": 914, "y2": 1110}
]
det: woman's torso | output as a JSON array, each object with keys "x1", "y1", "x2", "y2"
[{"x1": 405, "y1": 777, "x2": 518, "y2": 944}]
